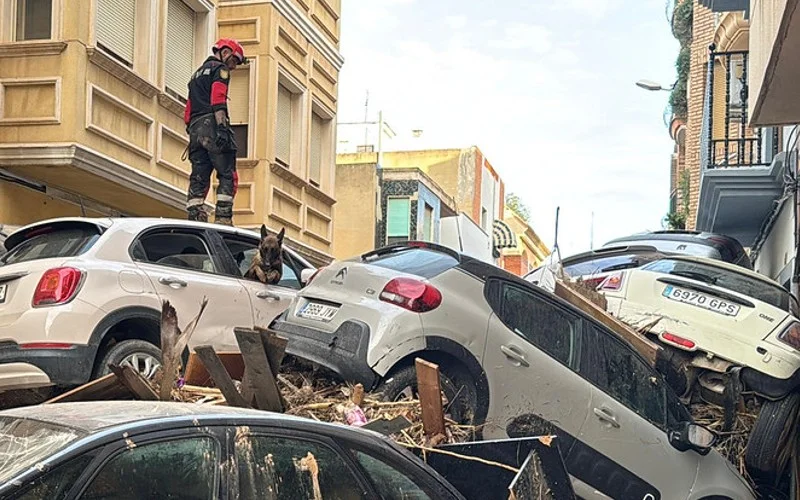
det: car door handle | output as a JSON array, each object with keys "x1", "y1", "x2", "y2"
[
  {"x1": 158, "y1": 276, "x2": 187, "y2": 288},
  {"x1": 256, "y1": 290, "x2": 281, "y2": 301},
  {"x1": 500, "y1": 345, "x2": 530, "y2": 367},
  {"x1": 593, "y1": 407, "x2": 620, "y2": 428}
]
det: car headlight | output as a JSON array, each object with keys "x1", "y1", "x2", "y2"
[{"x1": 778, "y1": 322, "x2": 800, "y2": 351}]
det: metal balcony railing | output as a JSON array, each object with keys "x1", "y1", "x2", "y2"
[{"x1": 701, "y1": 46, "x2": 779, "y2": 170}]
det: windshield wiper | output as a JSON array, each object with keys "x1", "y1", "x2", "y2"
[{"x1": 670, "y1": 270, "x2": 717, "y2": 285}]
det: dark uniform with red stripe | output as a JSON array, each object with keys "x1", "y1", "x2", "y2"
[{"x1": 184, "y1": 56, "x2": 239, "y2": 223}]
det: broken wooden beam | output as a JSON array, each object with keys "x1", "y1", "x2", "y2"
[
  {"x1": 194, "y1": 345, "x2": 251, "y2": 408},
  {"x1": 235, "y1": 328, "x2": 284, "y2": 412},
  {"x1": 109, "y1": 364, "x2": 159, "y2": 401},
  {"x1": 159, "y1": 298, "x2": 208, "y2": 400},
  {"x1": 554, "y1": 281, "x2": 661, "y2": 367},
  {"x1": 44, "y1": 373, "x2": 132, "y2": 404},
  {"x1": 415, "y1": 358, "x2": 446, "y2": 439}
]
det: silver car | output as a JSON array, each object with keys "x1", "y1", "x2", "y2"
[{"x1": 270, "y1": 242, "x2": 756, "y2": 499}]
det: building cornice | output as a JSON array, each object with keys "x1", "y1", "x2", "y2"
[
  {"x1": 0, "y1": 143, "x2": 213, "y2": 212},
  {"x1": 0, "y1": 41, "x2": 67, "y2": 58}
]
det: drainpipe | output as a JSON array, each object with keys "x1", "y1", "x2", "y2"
[{"x1": 793, "y1": 153, "x2": 800, "y2": 304}]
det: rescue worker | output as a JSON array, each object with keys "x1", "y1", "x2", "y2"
[{"x1": 183, "y1": 38, "x2": 247, "y2": 225}]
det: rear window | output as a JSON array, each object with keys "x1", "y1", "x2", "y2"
[
  {"x1": 0, "y1": 225, "x2": 102, "y2": 266},
  {"x1": 565, "y1": 253, "x2": 662, "y2": 277},
  {"x1": 643, "y1": 259, "x2": 791, "y2": 311},
  {"x1": 363, "y1": 248, "x2": 459, "y2": 279}
]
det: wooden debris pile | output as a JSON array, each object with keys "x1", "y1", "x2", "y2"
[{"x1": 45, "y1": 299, "x2": 474, "y2": 449}]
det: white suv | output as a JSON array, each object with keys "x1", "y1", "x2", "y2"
[{"x1": 0, "y1": 217, "x2": 314, "y2": 393}]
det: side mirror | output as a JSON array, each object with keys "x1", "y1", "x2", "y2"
[
  {"x1": 668, "y1": 422, "x2": 717, "y2": 455},
  {"x1": 300, "y1": 268, "x2": 316, "y2": 285}
]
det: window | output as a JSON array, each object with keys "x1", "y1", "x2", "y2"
[
  {"x1": 96, "y1": 0, "x2": 136, "y2": 67},
  {"x1": 386, "y1": 198, "x2": 410, "y2": 245},
  {"x1": 15, "y1": 0, "x2": 52, "y2": 40},
  {"x1": 363, "y1": 248, "x2": 458, "y2": 279},
  {"x1": 16, "y1": 454, "x2": 95, "y2": 500},
  {"x1": 643, "y1": 258, "x2": 791, "y2": 311},
  {"x1": 221, "y1": 236, "x2": 301, "y2": 289},
  {"x1": 229, "y1": 66, "x2": 250, "y2": 159},
  {"x1": 498, "y1": 284, "x2": 578, "y2": 367},
  {"x1": 234, "y1": 433, "x2": 366, "y2": 500},
  {"x1": 80, "y1": 437, "x2": 218, "y2": 499},
  {"x1": 581, "y1": 324, "x2": 666, "y2": 428},
  {"x1": 422, "y1": 203, "x2": 434, "y2": 241},
  {"x1": 164, "y1": 0, "x2": 195, "y2": 101},
  {"x1": 131, "y1": 231, "x2": 216, "y2": 273},
  {"x1": 309, "y1": 112, "x2": 324, "y2": 186},
  {"x1": 1, "y1": 225, "x2": 102, "y2": 266},
  {"x1": 275, "y1": 83, "x2": 293, "y2": 166},
  {"x1": 352, "y1": 449, "x2": 435, "y2": 500}
]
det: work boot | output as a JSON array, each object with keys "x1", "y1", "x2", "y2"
[
  {"x1": 215, "y1": 216, "x2": 233, "y2": 226},
  {"x1": 187, "y1": 207, "x2": 208, "y2": 223}
]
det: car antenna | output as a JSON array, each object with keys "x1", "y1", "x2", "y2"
[{"x1": 553, "y1": 206, "x2": 563, "y2": 264}]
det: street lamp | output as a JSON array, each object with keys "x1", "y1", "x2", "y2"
[{"x1": 636, "y1": 79, "x2": 674, "y2": 92}]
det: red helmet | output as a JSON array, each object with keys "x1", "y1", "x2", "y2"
[{"x1": 212, "y1": 38, "x2": 247, "y2": 64}]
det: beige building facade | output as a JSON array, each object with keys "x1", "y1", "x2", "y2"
[{"x1": 0, "y1": 0, "x2": 342, "y2": 266}]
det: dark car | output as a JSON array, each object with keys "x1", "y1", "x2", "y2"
[
  {"x1": 0, "y1": 225, "x2": 20, "y2": 259},
  {"x1": 0, "y1": 401, "x2": 466, "y2": 500},
  {"x1": 524, "y1": 245, "x2": 668, "y2": 287},
  {"x1": 602, "y1": 230, "x2": 752, "y2": 270}
]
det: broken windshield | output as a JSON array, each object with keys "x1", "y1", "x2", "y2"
[
  {"x1": 0, "y1": 417, "x2": 85, "y2": 483},
  {"x1": 643, "y1": 259, "x2": 791, "y2": 312}
]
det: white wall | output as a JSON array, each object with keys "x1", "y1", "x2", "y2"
[
  {"x1": 754, "y1": 198, "x2": 795, "y2": 288},
  {"x1": 480, "y1": 162, "x2": 500, "y2": 232}
]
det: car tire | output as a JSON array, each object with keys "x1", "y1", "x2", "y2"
[
  {"x1": 375, "y1": 363, "x2": 478, "y2": 426},
  {"x1": 93, "y1": 339, "x2": 162, "y2": 381},
  {"x1": 745, "y1": 391, "x2": 800, "y2": 484}
]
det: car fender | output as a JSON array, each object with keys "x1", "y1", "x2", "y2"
[{"x1": 88, "y1": 306, "x2": 162, "y2": 350}]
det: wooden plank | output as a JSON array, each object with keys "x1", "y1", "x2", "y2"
[
  {"x1": 554, "y1": 281, "x2": 661, "y2": 367},
  {"x1": 44, "y1": 373, "x2": 132, "y2": 404},
  {"x1": 109, "y1": 364, "x2": 159, "y2": 401},
  {"x1": 194, "y1": 345, "x2": 251, "y2": 408},
  {"x1": 235, "y1": 328, "x2": 284, "y2": 412},
  {"x1": 240, "y1": 328, "x2": 288, "y2": 408},
  {"x1": 415, "y1": 358, "x2": 446, "y2": 439},
  {"x1": 184, "y1": 352, "x2": 246, "y2": 387}
]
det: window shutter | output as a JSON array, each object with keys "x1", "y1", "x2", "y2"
[
  {"x1": 165, "y1": 0, "x2": 195, "y2": 98},
  {"x1": 228, "y1": 67, "x2": 250, "y2": 124},
  {"x1": 275, "y1": 84, "x2": 292, "y2": 163},
  {"x1": 96, "y1": 0, "x2": 136, "y2": 65},
  {"x1": 386, "y1": 198, "x2": 411, "y2": 237},
  {"x1": 310, "y1": 113, "x2": 323, "y2": 183}
]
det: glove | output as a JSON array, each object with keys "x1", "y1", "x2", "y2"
[{"x1": 215, "y1": 125, "x2": 231, "y2": 151}]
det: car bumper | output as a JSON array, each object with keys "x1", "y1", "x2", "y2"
[
  {"x1": 269, "y1": 315, "x2": 379, "y2": 389},
  {"x1": 0, "y1": 343, "x2": 96, "y2": 390}
]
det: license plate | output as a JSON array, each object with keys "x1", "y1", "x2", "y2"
[
  {"x1": 662, "y1": 285, "x2": 740, "y2": 316},
  {"x1": 297, "y1": 301, "x2": 339, "y2": 322},
  {"x1": 0, "y1": 284, "x2": 6, "y2": 304}
]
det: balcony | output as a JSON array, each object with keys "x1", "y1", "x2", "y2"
[{"x1": 696, "y1": 47, "x2": 785, "y2": 247}]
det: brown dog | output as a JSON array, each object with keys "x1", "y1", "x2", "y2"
[{"x1": 244, "y1": 225, "x2": 284, "y2": 285}]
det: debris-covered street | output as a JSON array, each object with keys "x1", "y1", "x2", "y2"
[{"x1": 3, "y1": 0, "x2": 800, "y2": 499}]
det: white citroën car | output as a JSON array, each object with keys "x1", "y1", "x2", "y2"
[
  {"x1": 0, "y1": 217, "x2": 315, "y2": 394},
  {"x1": 599, "y1": 254, "x2": 800, "y2": 482}
]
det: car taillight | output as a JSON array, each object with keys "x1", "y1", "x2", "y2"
[
  {"x1": 32, "y1": 267, "x2": 83, "y2": 307},
  {"x1": 307, "y1": 266, "x2": 326, "y2": 285},
  {"x1": 662, "y1": 332, "x2": 696, "y2": 349},
  {"x1": 380, "y1": 278, "x2": 442, "y2": 312},
  {"x1": 598, "y1": 272, "x2": 624, "y2": 291},
  {"x1": 582, "y1": 276, "x2": 606, "y2": 288},
  {"x1": 778, "y1": 322, "x2": 800, "y2": 350}
]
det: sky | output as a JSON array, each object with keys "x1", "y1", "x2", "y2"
[{"x1": 335, "y1": 0, "x2": 681, "y2": 257}]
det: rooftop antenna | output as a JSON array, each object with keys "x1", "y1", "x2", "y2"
[
  {"x1": 553, "y1": 206, "x2": 562, "y2": 264},
  {"x1": 364, "y1": 90, "x2": 370, "y2": 147},
  {"x1": 590, "y1": 211, "x2": 594, "y2": 250}
]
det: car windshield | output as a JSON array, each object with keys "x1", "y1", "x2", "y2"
[
  {"x1": 0, "y1": 225, "x2": 102, "y2": 266},
  {"x1": 565, "y1": 253, "x2": 663, "y2": 277},
  {"x1": 0, "y1": 417, "x2": 86, "y2": 483},
  {"x1": 643, "y1": 259, "x2": 791, "y2": 311}
]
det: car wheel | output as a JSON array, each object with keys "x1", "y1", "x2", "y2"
[
  {"x1": 94, "y1": 340, "x2": 162, "y2": 381},
  {"x1": 375, "y1": 363, "x2": 478, "y2": 426},
  {"x1": 745, "y1": 391, "x2": 800, "y2": 484}
]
